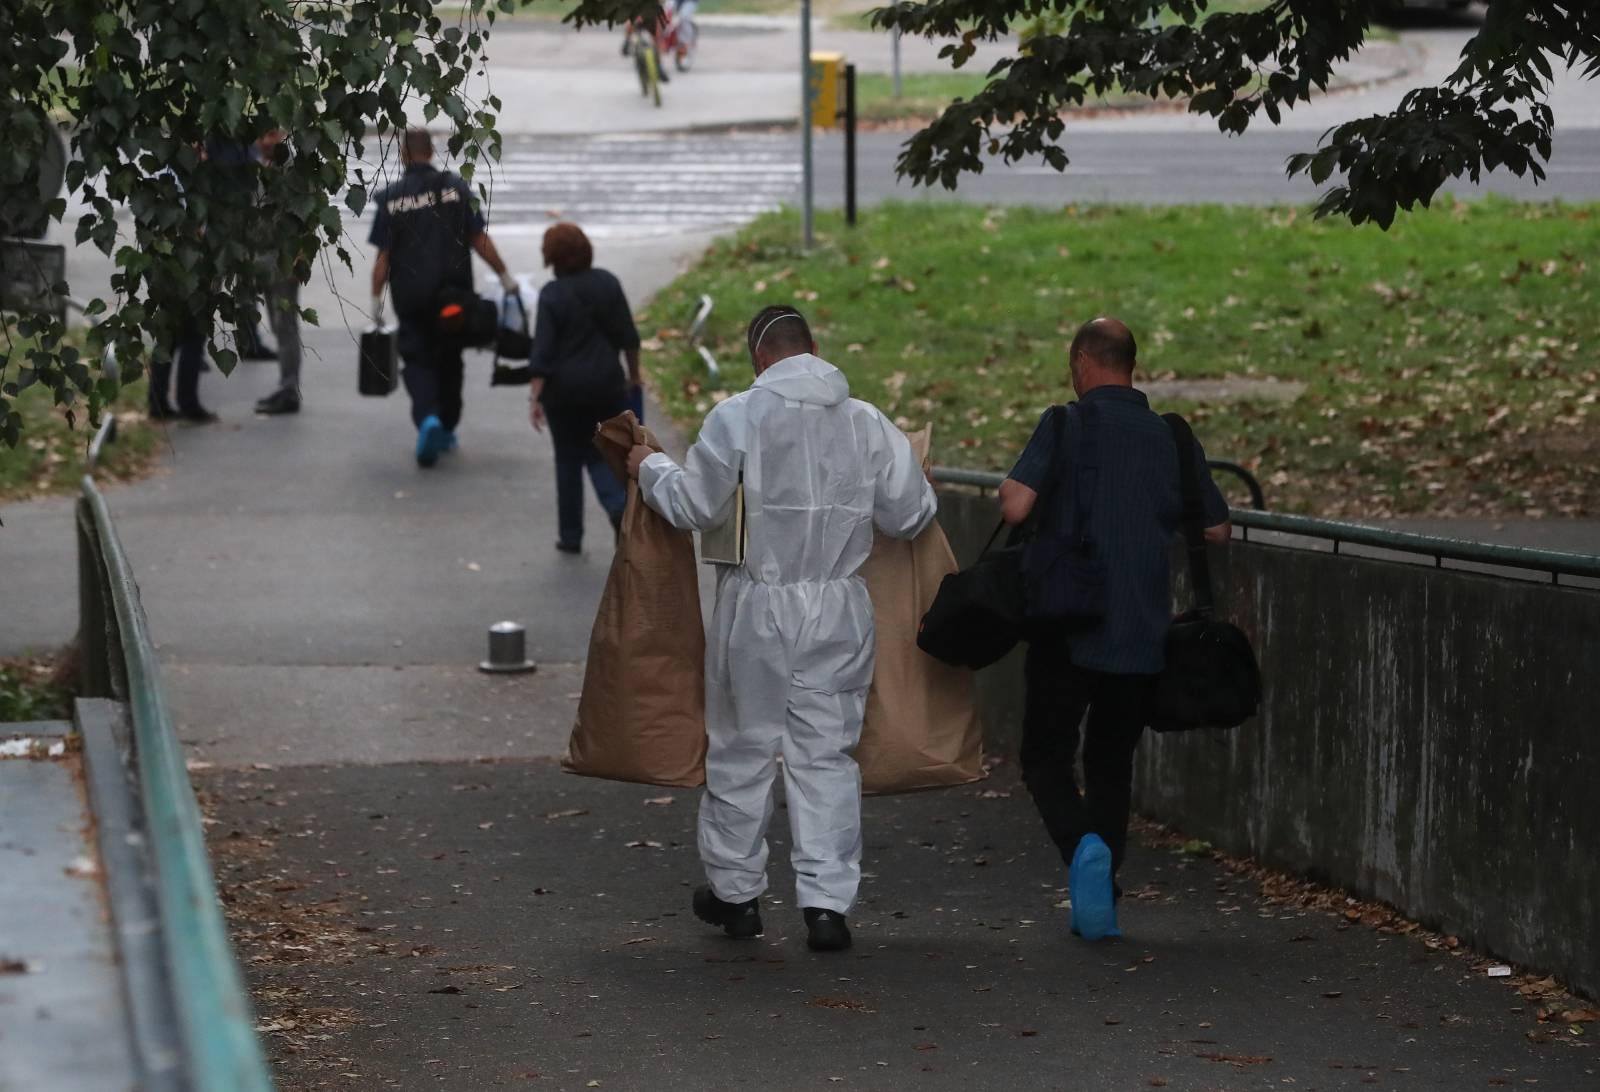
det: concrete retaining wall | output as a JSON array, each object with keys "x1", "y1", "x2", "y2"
[{"x1": 934, "y1": 487, "x2": 1600, "y2": 998}]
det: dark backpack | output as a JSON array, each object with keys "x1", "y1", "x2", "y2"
[{"x1": 1146, "y1": 413, "x2": 1262, "y2": 732}]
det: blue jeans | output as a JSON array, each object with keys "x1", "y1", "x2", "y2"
[{"x1": 546, "y1": 402, "x2": 627, "y2": 547}]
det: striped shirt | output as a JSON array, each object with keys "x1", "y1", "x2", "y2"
[{"x1": 1007, "y1": 386, "x2": 1229, "y2": 675}]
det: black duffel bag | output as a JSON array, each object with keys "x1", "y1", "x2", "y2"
[
  {"x1": 433, "y1": 285, "x2": 500, "y2": 348},
  {"x1": 1147, "y1": 413, "x2": 1262, "y2": 732},
  {"x1": 916, "y1": 522, "x2": 1028, "y2": 670}
]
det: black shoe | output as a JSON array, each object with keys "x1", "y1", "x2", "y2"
[
  {"x1": 240, "y1": 347, "x2": 277, "y2": 362},
  {"x1": 693, "y1": 885, "x2": 762, "y2": 939},
  {"x1": 254, "y1": 389, "x2": 301, "y2": 415},
  {"x1": 803, "y1": 908, "x2": 852, "y2": 952},
  {"x1": 555, "y1": 540, "x2": 582, "y2": 555},
  {"x1": 178, "y1": 406, "x2": 218, "y2": 425},
  {"x1": 148, "y1": 401, "x2": 177, "y2": 421}
]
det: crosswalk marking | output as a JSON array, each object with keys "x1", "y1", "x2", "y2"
[{"x1": 358, "y1": 132, "x2": 803, "y2": 240}]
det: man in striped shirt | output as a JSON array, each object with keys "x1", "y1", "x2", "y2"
[{"x1": 998, "y1": 316, "x2": 1230, "y2": 940}]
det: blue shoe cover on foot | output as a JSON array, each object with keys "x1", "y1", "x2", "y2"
[
  {"x1": 416, "y1": 415, "x2": 446, "y2": 466},
  {"x1": 1069, "y1": 834, "x2": 1120, "y2": 940},
  {"x1": 443, "y1": 429, "x2": 458, "y2": 453}
]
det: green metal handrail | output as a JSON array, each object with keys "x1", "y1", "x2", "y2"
[
  {"x1": 77, "y1": 476, "x2": 275, "y2": 1092},
  {"x1": 930, "y1": 465, "x2": 1600, "y2": 583}
]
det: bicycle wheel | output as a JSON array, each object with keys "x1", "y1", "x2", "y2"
[
  {"x1": 643, "y1": 42, "x2": 662, "y2": 107},
  {"x1": 674, "y1": 20, "x2": 697, "y2": 72},
  {"x1": 632, "y1": 31, "x2": 653, "y2": 98}
]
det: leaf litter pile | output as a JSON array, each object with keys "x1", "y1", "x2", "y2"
[{"x1": 1133, "y1": 816, "x2": 1597, "y2": 1049}]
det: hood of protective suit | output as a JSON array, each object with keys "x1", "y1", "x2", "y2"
[{"x1": 752, "y1": 354, "x2": 850, "y2": 407}]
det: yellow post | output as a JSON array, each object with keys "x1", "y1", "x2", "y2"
[{"x1": 809, "y1": 51, "x2": 843, "y2": 129}]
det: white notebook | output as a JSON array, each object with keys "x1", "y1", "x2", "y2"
[{"x1": 700, "y1": 481, "x2": 746, "y2": 566}]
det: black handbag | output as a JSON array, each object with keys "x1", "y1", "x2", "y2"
[
  {"x1": 490, "y1": 292, "x2": 536, "y2": 386},
  {"x1": 1021, "y1": 403, "x2": 1107, "y2": 623},
  {"x1": 1147, "y1": 413, "x2": 1262, "y2": 732}
]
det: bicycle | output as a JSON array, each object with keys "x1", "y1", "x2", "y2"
[{"x1": 623, "y1": 19, "x2": 663, "y2": 107}]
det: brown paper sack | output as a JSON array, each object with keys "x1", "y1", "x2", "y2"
[
  {"x1": 562, "y1": 412, "x2": 707, "y2": 787},
  {"x1": 857, "y1": 426, "x2": 985, "y2": 794}
]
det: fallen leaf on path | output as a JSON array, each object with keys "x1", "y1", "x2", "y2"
[
  {"x1": 626, "y1": 840, "x2": 663, "y2": 849},
  {"x1": 808, "y1": 997, "x2": 873, "y2": 1013},
  {"x1": 1195, "y1": 1052, "x2": 1271, "y2": 1067},
  {"x1": 428, "y1": 986, "x2": 463, "y2": 994},
  {"x1": 543, "y1": 809, "x2": 588, "y2": 820},
  {"x1": 643, "y1": 796, "x2": 675, "y2": 806}
]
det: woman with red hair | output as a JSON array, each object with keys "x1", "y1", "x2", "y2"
[{"x1": 526, "y1": 222, "x2": 643, "y2": 552}]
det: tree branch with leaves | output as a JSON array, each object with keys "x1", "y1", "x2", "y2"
[{"x1": 0, "y1": 0, "x2": 517, "y2": 447}]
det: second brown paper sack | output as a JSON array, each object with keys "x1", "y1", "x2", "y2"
[{"x1": 857, "y1": 426, "x2": 985, "y2": 793}]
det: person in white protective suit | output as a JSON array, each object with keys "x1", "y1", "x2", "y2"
[{"x1": 625, "y1": 305, "x2": 937, "y2": 952}]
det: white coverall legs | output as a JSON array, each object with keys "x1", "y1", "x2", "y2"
[{"x1": 700, "y1": 576, "x2": 874, "y2": 913}]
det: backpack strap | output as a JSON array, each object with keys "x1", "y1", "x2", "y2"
[
  {"x1": 1163, "y1": 412, "x2": 1215, "y2": 617},
  {"x1": 1070, "y1": 401, "x2": 1100, "y2": 552}
]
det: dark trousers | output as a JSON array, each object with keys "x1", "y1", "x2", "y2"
[
  {"x1": 397, "y1": 319, "x2": 465, "y2": 430},
  {"x1": 1020, "y1": 643, "x2": 1153, "y2": 879},
  {"x1": 149, "y1": 318, "x2": 205, "y2": 413},
  {"x1": 546, "y1": 402, "x2": 628, "y2": 548}
]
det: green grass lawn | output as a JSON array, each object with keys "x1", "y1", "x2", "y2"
[
  {"x1": 0, "y1": 364, "x2": 158, "y2": 503},
  {"x1": 639, "y1": 199, "x2": 1600, "y2": 520}
]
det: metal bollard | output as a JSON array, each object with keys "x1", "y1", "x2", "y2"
[{"x1": 478, "y1": 621, "x2": 537, "y2": 674}]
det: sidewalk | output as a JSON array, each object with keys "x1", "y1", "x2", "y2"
[{"x1": 204, "y1": 760, "x2": 1599, "y2": 1090}]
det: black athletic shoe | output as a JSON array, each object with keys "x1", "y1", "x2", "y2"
[
  {"x1": 254, "y1": 389, "x2": 301, "y2": 415},
  {"x1": 148, "y1": 401, "x2": 178, "y2": 421},
  {"x1": 178, "y1": 406, "x2": 218, "y2": 425},
  {"x1": 693, "y1": 885, "x2": 762, "y2": 939},
  {"x1": 803, "y1": 908, "x2": 852, "y2": 952},
  {"x1": 555, "y1": 540, "x2": 582, "y2": 555}
]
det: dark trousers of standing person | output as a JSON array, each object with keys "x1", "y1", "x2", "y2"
[
  {"x1": 546, "y1": 400, "x2": 628, "y2": 549},
  {"x1": 1020, "y1": 642, "x2": 1154, "y2": 882},
  {"x1": 397, "y1": 318, "x2": 465, "y2": 430},
  {"x1": 148, "y1": 317, "x2": 206, "y2": 415}
]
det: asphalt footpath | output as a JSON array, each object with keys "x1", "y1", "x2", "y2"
[{"x1": 202, "y1": 761, "x2": 1598, "y2": 1091}]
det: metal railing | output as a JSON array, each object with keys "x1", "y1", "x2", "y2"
[
  {"x1": 933, "y1": 460, "x2": 1268, "y2": 511},
  {"x1": 77, "y1": 475, "x2": 275, "y2": 1091},
  {"x1": 929, "y1": 465, "x2": 1600, "y2": 586}
]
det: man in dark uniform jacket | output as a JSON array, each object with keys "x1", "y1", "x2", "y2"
[{"x1": 369, "y1": 128, "x2": 516, "y2": 467}]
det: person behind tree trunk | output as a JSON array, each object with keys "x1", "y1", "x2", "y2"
[
  {"x1": 525, "y1": 222, "x2": 640, "y2": 554},
  {"x1": 369, "y1": 127, "x2": 516, "y2": 467},
  {"x1": 252, "y1": 128, "x2": 307, "y2": 417},
  {"x1": 998, "y1": 316, "x2": 1231, "y2": 942}
]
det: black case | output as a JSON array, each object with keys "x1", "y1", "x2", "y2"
[{"x1": 359, "y1": 327, "x2": 398, "y2": 396}]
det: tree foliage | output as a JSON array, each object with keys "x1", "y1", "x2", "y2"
[
  {"x1": 0, "y1": 0, "x2": 513, "y2": 447},
  {"x1": 852, "y1": 0, "x2": 1597, "y2": 229}
]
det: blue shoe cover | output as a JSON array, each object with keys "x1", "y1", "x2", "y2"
[
  {"x1": 416, "y1": 415, "x2": 446, "y2": 467},
  {"x1": 1069, "y1": 834, "x2": 1120, "y2": 941},
  {"x1": 442, "y1": 429, "x2": 458, "y2": 453}
]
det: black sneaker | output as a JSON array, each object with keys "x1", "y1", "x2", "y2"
[
  {"x1": 148, "y1": 401, "x2": 177, "y2": 421},
  {"x1": 693, "y1": 885, "x2": 762, "y2": 939},
  {"x1": 178, "y1": 406, "x2": 219, "y2": 425},
  {"x1": 555, "y1": 540, "x2": 581, "y2": 555},
  {"x1": 254, "y1": 389, "x2": 301, "y2": 415},
  {"x1": 803, "y1": 908, "x2": 852, "y2": 952}
]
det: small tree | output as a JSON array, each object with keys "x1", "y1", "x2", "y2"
[
  {"x1": 0, "y1": 0, "x2": 512, "y2": 447},
  {"x1": 856, "y1": 0, "x2": 1597, "y2": 228}
]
